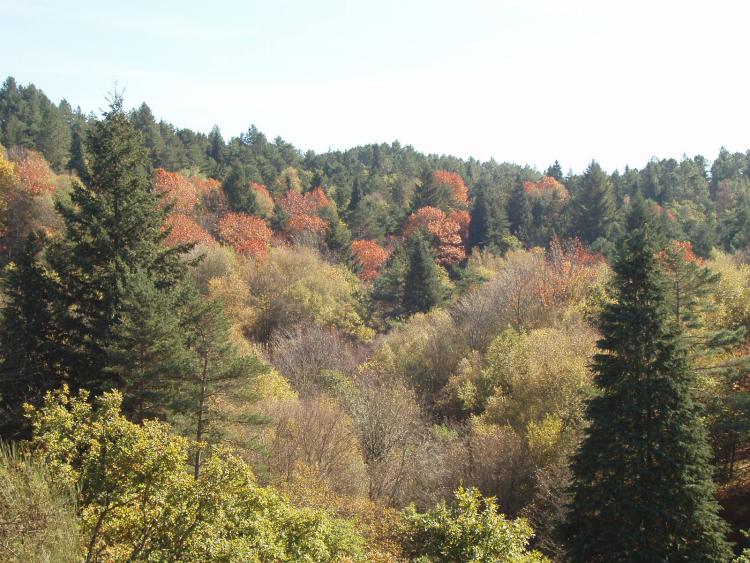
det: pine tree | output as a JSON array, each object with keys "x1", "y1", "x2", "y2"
[
  {"x1": 223, "y1": 164, "x2": 259, "y2": 215},
  {"x1": 104, "y1": 270, "x2": 193, "y2": 424},
  {"x1": 569, "y1": 161, "x2": 616, "y2": 245},
  {"x1": 563, "y1": 198, "x2": 732, "y2": 562},
  {"x1": 0, "y1": 233, "x2": 65, "y2": 438},
  {"x1": 177, "y1": 291, "x2": 267, "y2": 477},
  {"x1": 507, "y1": 181, "x2": 532, "y2": 243},
  {"x1": 545, "y1": 160, "x2": 563, "y2": 181},
  {"x1": 403, "y1": 234, "x2": 446, "y2": 315},
  {"x1": 414, "y1": 170, "x2": 453, "y2": 211},
  {"x1": 47, "y1": 95, "x2": 187, "y2": 394},
  {"x1": 468, "y1": 180, "x2": 508, "y2": 253}
]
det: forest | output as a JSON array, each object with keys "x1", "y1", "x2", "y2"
[{"x1": 0, "y1": 75, "x2": 749, "y2": 562}]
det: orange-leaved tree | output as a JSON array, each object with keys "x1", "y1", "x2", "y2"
[
  {"x1": 351, "y1": 239, "x2": 390, "y2": 281},
  {"x1": 163, "y1": 213, "x2": 218, "y2": 248},
  {"x1": 217, "y1": 212, "x2": 273, "y2": 260}
]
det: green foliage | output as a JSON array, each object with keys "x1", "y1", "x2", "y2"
[
  {"x1": 564, "y1": 198, "x2": 732, "y2": 562},
  {"x1": 223, "y1": 164, "x2": 259, "y2": 214},
  {"x1": 403, "y1": 234, "x2": 447, "y2": 315},
  {"x1": 402, "y1": 487, "x2": 547, "y2": 562},
  {"x1": 468, "y1": 180, "x2": 509, "y2": 253},
  {"x1": 25, "y1": 386, "x2": 364, "y2": 562},
  {"x1": 568, "y1": 160, "x2": 616, "y2": 245}
]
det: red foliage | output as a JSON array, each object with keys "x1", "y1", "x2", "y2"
[
  {"x1": 278, "y1": 188, "x2": 332, "y2": 216},
  {"x1": 523, "y1": 176, "x2": 569, "y2": 200},
  {"x1": 403, "y1": 206, "x2": 466, "y2": 267},
  {"x1": 433, "y1": 170, "x2": 469, "y2": 205},
  {"x1": 163, "y1": 213, "x2": 217, "y2": 248},
  {"x1": 448, "y1": 209, "x2": 471, "y2": 244},
  {"x1": 12, "y1": 149, "x2": 55, "y2": 196},
  {"x1": 658, "y1": 240, "x2": 702, "y2": 266},
  {"x1": 154, "y1": 169, "x2": 199, "y2": 213},
  {"x1": 191, "y1": 176, "x2": 221, "y2": 194},
  {"x1": 217, "y1": 212, "x2": 273, "y2": 260},
  {"x1": 351, "y1": 239, "x2": 390, "y2": 281},
  {"x1": 285, "y1": 213, "x2": 329, "y2": 236}
]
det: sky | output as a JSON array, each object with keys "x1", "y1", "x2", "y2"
[{"x1": 2, "y1": 0, "x2": 749, "y2": 173}]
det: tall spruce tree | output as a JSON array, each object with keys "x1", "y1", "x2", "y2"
[
  {"x1": 569, "y1": 160, "x2": 616, "y2": 245},
  {"x1": 223, "y1": 164, "x2": 259, "y2": 215},
  {"x1": 563, "y1": 198, "x2": 731, "y2": 562},
  {"x1": 468, "y1": 180, "x2": 508, "y2": 252},
  {"x1": 48, "y1": 95, "x2": 187, "y2": 395},
  {"x1": 0, "y1": 233, "x2": 65, "y2": 438},
  {"x1": 402, "y1": 234, "x2": 446, "y2": 315}
]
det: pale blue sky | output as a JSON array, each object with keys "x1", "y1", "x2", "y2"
[{"x1": 3, "y1": 0, "x2": 749, "y2": 172}]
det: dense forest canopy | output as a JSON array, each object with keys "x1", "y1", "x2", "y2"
[{"x1": 0, "y1": 76, "x2": 749, "y2": 562}]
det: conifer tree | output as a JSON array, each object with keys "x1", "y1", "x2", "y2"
[
  {"x1": 563, "y1": 198, "x2": 731, "y2": 562},
  {"x1": 223, "y1": 164, "x2": 259, "y2": 215},
  {"x1": 468, "y1": 180, "x2": 508, "y2": 252},
  {"x1": 0, "y1": 233, "x2": 64, "y2": 438},
  {"x1": 47, "y1": 95, "x2": 187, "y2": 394},
  {"x1": 403, "y1": 234, "x2": 446, "y2": 315},
  {"x1": 569, "y1": 160, "x2": 616, "y2": 245},
  {"x1": 507, "y1": 181, "x2": 532, "y2": 243},
  {"x1": 177, "y1": 290, "x2": 267, "y2": 477},
  {"x1": 413, "y1": 170, "x2": 453, "y2": 211},
  {"x1": 104, "y1": 270, "x2": 193, "y2": 423}
]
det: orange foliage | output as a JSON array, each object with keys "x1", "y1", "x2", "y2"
[
  {"x1": 251, "y1": 182, "x2": 275, "y2": 217},
  {"x1": 154, "y1": 168, "x2": 199, "y2": 213},
  {"x1": 163, "y1": 213, "x2": 217, "y2": 248},
  {"x1": 190, "y1": 175, "x2": 221, "y2": 194},
  {"x1": 285, "y1": 213, "x2": 329, "y2": 236},
  {"x1": 278, "y1": 188, "x2": 332, "y2": 216},
  {"x1": 217, "y1": 212, "x2": 273, "y2": 260},
  {"x1": 539, "y1": 237, "x2": 605, "y2": 308},
  {"x1": 523, "y1": 176, "x2": 569, "y2": 200},
  {"x1": 434, "y1": 170, "x2": 469, "y2": 205},
  {"x1": 403, "y1": 206, "x2": 466, "y2": 267},
  {"x1": 12, "y1": 149, "x2": 55, "y2": 196},
  {"x1": 448, "y1": 209, "x2": 471, "y2": 243},
  {"x1": 658, "y1": 240, "x2": 702, "y2": 267},
  {"x1": 351, "y1": 239, "x2": 390, "y2": 281}
]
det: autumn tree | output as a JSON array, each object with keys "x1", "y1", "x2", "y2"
[
  {"x1": 351, "y1": 239, "x2": 389, "y2": 281},
  {"x1": 217, "y1": 212, "x2": 272, "y2": 260}
]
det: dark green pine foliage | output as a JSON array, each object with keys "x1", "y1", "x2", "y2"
[
  {"x1": 507, "y1": 181, "x2": 532, "y2": 243},
  {"x1": 0, "y1": 233, "x2": 65, "y2": 439},
  {"x1": 176, "y1": 290, "x2": 267, "y2": 477},
  {"x1": 371, "y1": 243, "x2": 409, "y2": 320},
  {"x1": 67, "y1": 118, "x2": 89, "y2": 181},
  {"x1": 563, "y1": 199, "x2": 732, "y2": 562},
  {"x1": 569, "y1": 160, "x2": 616, "y2": 245},
  {"x1": 468, "y1": 180, "x2": 509, "y2": 253},
  {"x1": 319, "y1": 205, "x2": 354, "y2": 266},
  {"x1": 402, "y1": 234, "x2": 446, "y2": 315},
  {"x1": 48, "y1": 95, "x2": 188, "y2": 395},
  {"x1": 413, "y1": 170, "x2": 453, "y2": 211},
  {"x1": 223, "y1": 164, "x2": 259, "y2": 215},
  {"x1": 104, "y1": 271, "x2": 193, "y2": 424},
  {"x1": 545, "y1": 160, "x2": 563, "y2": 181}
]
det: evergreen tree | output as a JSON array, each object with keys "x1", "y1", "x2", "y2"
[
  {"x1": 403, "y1": 234, "x2": 446, "y2": 315},
  {"x1": 507, "y1": 181, "x2": 532, "y2": 243},
  {"x1": 371, "y1": 243, "x2": 409, "y2": 320},
  {"x1": 414, "y1": 170, "x2": 453, "y2": 211},
  {"x1": 563, "y1": 199, "x2": 732, "y2": 562},
  {"x1": 104, "y1": 270, "x2": 193, "y2": 424},
  {"x1": 177, "y1": 291, "x2": 267, "y2": 477},
  {"x1": 48, "y1": 95, "x2": 187, "y2": 394},
  {"x1": 223, "y1": 164, "x2": 259, "y2": 215},
  {"x1": 0, "y1": 233, "x2": 65, "y2": 438},
  {"x1": 348, "y1": 177, "x2": 363, "y2": 216},
  {"x1": 545, "y1": 160, "x2": 563, "y2": 181},
  {"x1": 67, "y1": 118, "x2": 89, "y2": 180},
  {"x1": 569, "y1": 160, "x2": 616, "y2": 245},
  {"x1": 468, "y1": 180, "x2": 508, "y2": 252}
]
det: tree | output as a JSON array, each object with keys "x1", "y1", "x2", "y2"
[
  {"x1": 563, "y1": 198, "x2": 732, "y2": 562},
  {"x1": 402, "y1": 487, "x2": 547, "y2": 562},
  {"x1": 104, "y1": 271, "x2": 193, "y2": 423},
  {"x1": 178, "y1": 292, "x2": 267, "y2": 477},
  {"x1": 568, "y1": 161, "x2": 616, "y2": 245},
  {"x1": 216, "y1": 212, "x2": 272, "y2": 259},
  {"x1": 222, "y1": 164, "x2": 258, "y2": 215},
  {"x1": 403, "y1": 234, "x2": 446, "y2": 315},
  {"x1": 0, "y1": 233, "x2": 64, "y2": 439},
  {"x1": 468, "y1": 180, "x2": 509, "y2": 252},
  {"x1": 47, "y1": 95, "x2": 187, "y2": 395}
]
